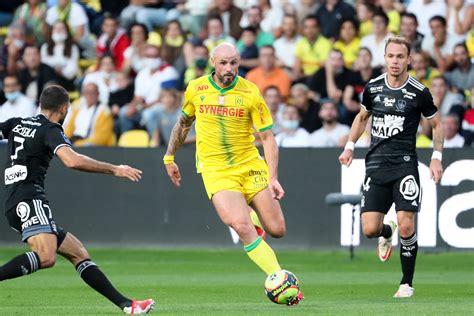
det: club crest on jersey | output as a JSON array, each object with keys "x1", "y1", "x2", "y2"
[
  {"x1": 218, "y1": 95, "x2": 225, "y2": 105},
  {"x1": 383, "y1": 97, "x2": 396, "y2": 107},
  {"x1": 396, "y1": 99, "x2": 407, "y2": 113},
  {"x1": 235, "y1": 96, "x2": 243, "y2": 106},
  {"x1": 372, "y1": 114, "x2": 405, "y2": 138},
  {"x1": 16, "y1": 202, "x2": 30, "y2": 222}
]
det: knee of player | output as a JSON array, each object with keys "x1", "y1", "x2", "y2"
[
  {"x1": 39, "y1": 253, "x2": 57, "y2": 268},
  {"x1": 398, "y1": 223, "x2": 415, "y2": 238},
  {"x1": 362, "y1": 225, "x2": 379, "y2": 238},
  {"x1": 268, "y1": 222, "x2": 286, "y2": 238},
  {"x1": 232, "y1": 221, "x2": 255, "y2": 237}
]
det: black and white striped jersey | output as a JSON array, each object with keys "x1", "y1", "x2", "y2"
[
  {"x1": 361, "y1": 73, "x2": 438, "y2": 173},
  {"x1": 1, "y1": 114, "x2": 72, "y2": 211}
]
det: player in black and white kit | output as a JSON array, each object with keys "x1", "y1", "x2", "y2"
[
  {"x1": 339, "y1": 36, "x2": 444, "y2": 298},
  {"x1": 0, "y1": 85, "x2": 155, "y2": 314}
]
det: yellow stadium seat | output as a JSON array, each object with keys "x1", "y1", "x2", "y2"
[
  {"x1": 118, "y1": 130, "x2": 151, "y2": 148},
  {"x1": 0, "y1": 27, "x2": 8, "y2": 37}
]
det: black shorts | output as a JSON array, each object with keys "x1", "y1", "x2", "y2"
[
  {"x1": 360, "y1": 168, "x2": 421, "y2": 214},
  {"x1": 6, "y1": 199, "x2": 59, "y2": 242}
]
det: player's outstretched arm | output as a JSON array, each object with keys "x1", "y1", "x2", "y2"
[
  {"x1": 338, "y1": 109, "x2": 371, "y2": 167},
  {"x1": 259, "y1": 129, "x2": 284, "y2": 200},
  {"x1": 56, "y1": 146, "x2": 142, "y2": 182},
  {"x1": 428, "y1": 113, "x2": 444, "y2": 183},
  {"x1": 163, "y1": 114, "x2": 195, "y2": 187}
]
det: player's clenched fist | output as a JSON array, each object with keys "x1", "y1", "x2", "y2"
[
  {"x1": 338, "y1": 149, "x2": 353, "y2": 167},
  {"x1": 165, "y1": 163, "x2": 182, "y2": 187}
]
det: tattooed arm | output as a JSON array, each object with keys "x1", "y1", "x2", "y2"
[
  {"x1": 428, "y1": 113, "x2": 444, "y2": 184},
  {"x1": 164, "y1": 114, "x2": 195, "y2": 187}
]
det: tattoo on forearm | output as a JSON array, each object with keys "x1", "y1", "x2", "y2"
[
  {"x1": 166, "y1": 115, "x2": 195, "y2": 156},
  {"x1": 432, "y1": 124, "x2": 444, "y2": 152}
]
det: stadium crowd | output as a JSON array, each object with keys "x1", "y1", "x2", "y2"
[{"x1": 0, "y1": 0, "x2": 473, "y2": 148}]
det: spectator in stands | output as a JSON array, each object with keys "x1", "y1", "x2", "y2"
[
  {"x1": 356, "y1": 2, "x2": 375, "y2": 38},
  {"x1": 255, "y1": 0, "x2": 284, "y2": 36},
  {"x1": 246, "y1": 45, "x2": 291, "y2": 100},
  {"x1": 118, "y1": 44, "x2": 179, "y2": 133},
  {"x1": 422, "y1": 15, "x2": 457, "y2": 72},
  {"x1": 1, "y1": 23, "x2": 27, "y2": 76},
  {"x1": 309, "y1": 99, "x2": 349, "y2": 147},
  {"x1": 446, "y1": 0, "x2": 474, "y2": 44},
  {"x1": 120, "y1": 0, "x2": 181, "y2": 31},
  {"x1": 40, "y1": 20, "x2": 79, "y2": 91},
  {"x1": 152, "y1": 88, "x2": 195, "y2": 147},
  {"x1": 315, "y1": 0, "x2": 356, "y2": 41},
  {"x1": 275, "y1": 105, "x2": 310, "y2": 147},
  {"x1": 283, "y1": 0, "x2": 319, "y2": 25},
  {"x1": 353, "y1": 47, "x2": 382, "y2": 85},
  {"x1": 237, "y1": 27, "x2": 259, "y2": 77},
  {"x1": 238, "y1": 6, "x2": 274, "y2": 48},
  {"x1": 293, "y1": 15, "x2": 332, "y2": 81},
  {"x1": 96, "y1": 12, "x2": 130, "y2": 71},
  {"x1": 19, "y1": 45, "x2": 57, "y2": 104},
  {"x1": 13, "y1": 0, "x2": 47, "y2": 45},
  {"x1": 208, "y1": 0, "x2": 243, "y2": 40},
  {"x1": 263, "y1": 85, "x2": 285, "y2": 135},
  {"x1": 431, "y1": 76, "x2": 465, "y2": 116},
  {"x1": 45, "y1": 0, "x2": 96, "y2": 59},
  {"x1": 203, "y1": 15, "x2": 235, "y2": 53},
  {"x1": 333, "y1": 19, "x2": 361, "y2": 69},
  {"x1": 379, "y1": 0, "x2": 401, "y2": 34},
  {"x1": 308, "y1": 49, "x2": 355, "y2": 107},
  {"x1": 64, "y1": 82, "x2": 115, "y2": 147},
  {"x1": 183, "y1": 42, "x2": 211, "y2": 86},
  {"x1": 406, "y1": 0, "x2": 447, "y2": 36},
  {"x1": 445, "y1": 43, "x2": 474, "y2": 93},
  {"x1": 290, "y1": 83, "x2": 321, "y2": 133},
  {"x1": 361, "y1": 10, "x2": 393, "y2": 68},
  {"x1": 0, "y1": 75, "x2": 37, "y2": 121},
  {"x1": 400, "y1": 12, "x2": 424, "y2": 53},
  {"x1": 160, "y1": 20, "x2": 186, "y2": 75},
  {"x1": 443, "y1": 112, "x2": 465, "y2": 147},
  {"x1": 408, "y1": 51, "x2": 441, "y2": 90},
  {"x1": 108, "y1": 71, "x2": 134, "y2": 118},
  {"x1": 122, "y1": 22, "x2": 148, "y2": 75},
  {"x1": 180, "y1": 0, "x2": 213, "y2": 37},
  {"x1": 82, "y1": 54, "x2": 119, "y2": 105},
  {"x1": 273, "y1": 14, "x2": 300, "y2": 77}
]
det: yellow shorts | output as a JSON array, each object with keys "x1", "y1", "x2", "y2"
[{"x1": 201, "y1": 158, "x2": 269, "y2": 204}]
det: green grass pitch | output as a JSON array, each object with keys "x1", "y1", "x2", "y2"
[{"x1": 0, "y1": 247, "x2": 473, "y2": 315}]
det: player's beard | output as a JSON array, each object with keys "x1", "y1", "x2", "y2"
[{"x1": 217, "y1": 72, "x2": 235, "y2": 86}]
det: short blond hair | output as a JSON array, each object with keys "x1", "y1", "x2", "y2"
[{"x1": 385, "y1": 36, "x2": 411, "y2": 56}]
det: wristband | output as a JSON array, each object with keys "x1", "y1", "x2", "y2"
[
  {"x1": 344, "y1": 141, "x2": 355, "y2": 151},
  {"x1": 163, "y1": 155, "x2": 174, "y2": 165},
  {"x1": 431, "y1": 151, "x2": 442, "y2": 161}
]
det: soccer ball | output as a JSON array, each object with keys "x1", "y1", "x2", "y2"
[{"x1": 264, "y1": 270, "x2": 300, "y2": 304}]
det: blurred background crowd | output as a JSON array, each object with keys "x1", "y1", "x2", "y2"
[{"x1": 0, "y1": 0, "x2": 473, "y2": 148}]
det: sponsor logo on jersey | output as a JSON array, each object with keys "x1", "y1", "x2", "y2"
[
  {"x1": 396, "y1": 99, "x2": 407, "y2": 112},
  {"x1": 399, "y1": 175, "x2": 419, "y2": 200},
  {"x1": 402, "y1": 88, "x2": 416, "y2": 99},
  {"x1": 218, "y1": 95, "x2": 225, "y2": 105},
  {"x1": 21, "y1": 120, "x2": 42, "y2": 126},
  {"x1": 196, "y1": 85, "x2": 208, "y2": 91},
  {"x1": 383, "y1": 97, "x2": 396, "y2": 107},
  {"x1": 4, "y1": 165, "x2": 28, "y2": 185},
  {"x1": 12, "y1": 125, "x2": 36, "y2": 138},
  {"x1": 372, "y1": 114, "x2": 405, "y2": 138},
  {"x1": 370, "y1": 86, "x2": 384, "y2": 93},
  {"x1": 199, "y1": 105, "x2": 244, "y2": 117}
]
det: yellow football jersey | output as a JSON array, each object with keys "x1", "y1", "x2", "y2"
[{"x1": 182, "y1": 74, "x2": 273, "y2": 173}]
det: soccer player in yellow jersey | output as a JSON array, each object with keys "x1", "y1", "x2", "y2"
[{"x1": 163, "y1": 43, "x2": 303, "y2": 305}]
